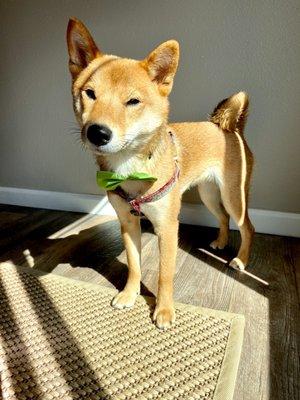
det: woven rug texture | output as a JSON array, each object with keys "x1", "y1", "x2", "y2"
[{"x1": 0, "y1": 263, "x2": 244, "y2": 400}]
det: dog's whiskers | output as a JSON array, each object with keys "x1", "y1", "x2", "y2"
[{"x1": 66, "y1": 125, "x2": 88, "y2": 151}]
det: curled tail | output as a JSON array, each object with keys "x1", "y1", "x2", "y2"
[{"x1": 210, "y1": 91, "x2": 249, "y2": 134}]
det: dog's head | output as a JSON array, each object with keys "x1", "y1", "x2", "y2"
[{"x1": 67, "y1": 18, "x2": 179, "y2": 154}]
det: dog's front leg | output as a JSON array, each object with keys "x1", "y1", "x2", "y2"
[
  {"x1": 153, "y1": 219, "x2": 179, "y2": 329},
  {"x1": 108, "y1": 193, "x2": 141, "y2": 309}
]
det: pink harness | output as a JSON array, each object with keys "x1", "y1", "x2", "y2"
[{"x1": 113, "y1": 131, "x2": 180, "y2": 216}]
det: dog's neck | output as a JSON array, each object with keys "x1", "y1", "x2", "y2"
[{"x1": 96, "y1": 124, "x2": 172, "y2": 177}]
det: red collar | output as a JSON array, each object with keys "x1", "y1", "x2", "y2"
[{"x1": 112, "y1": 131, "x2": 180, "y2": 216}]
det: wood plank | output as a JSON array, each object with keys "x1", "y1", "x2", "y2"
[
  {"x1": 0, "y1": 207, "x2": 81, "y2": 252},
  {"x1": 175, "y1": 224, "x2": 237, "y2": 310},
  {"x1": 229, "y1": 233, "x2": 300, "y2": 400},
  {"x1": 268, "y1": 236, "x2": 300, "y2": 400},
  {"x1": 228, "y1": 233, "x2": 270, "y2": 400},
  {"x1": 0, "y1": 211, "x2": 86, "y2": 266},
  {"x1": 0, "y1": 211, "x2": 28, "y2": 228}
]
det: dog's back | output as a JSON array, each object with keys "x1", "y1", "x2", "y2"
[{"x1": 170, "y1": 92, "x2": 253, "y2": 189}]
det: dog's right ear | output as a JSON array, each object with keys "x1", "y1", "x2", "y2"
[
  {"x1": 67, "y1": 18, "x2": 101, "y2": 79},
  {"x1": 141, "y1": 40, "x2": 180, "y2": 96}
]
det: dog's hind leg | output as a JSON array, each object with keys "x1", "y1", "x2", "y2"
[
  {"x1": 209, "y1": 91, "x2": 254, "y2": 269},
  {"x1": 198, "y1": 181, "x2": 229, "y2": 249},
  {"x1": 220, "y1": 180, "x2": 254, "y2": 270},
  {"x1": 108, "y1": 192, "x2": 142, "y2": 309}
]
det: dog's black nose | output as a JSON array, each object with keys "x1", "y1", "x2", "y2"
[{"x1": 86, "y1": 124, "x2": 112, "y2": 147}]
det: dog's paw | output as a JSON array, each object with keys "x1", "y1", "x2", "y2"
[
  {"x1": 111, "y1": 290, "x2": 138, "y2": 309},
  {"x1": 153, "y1": 306, "x2": 175, "y2": 330},
  {"x1": 229, "y1": 257, "x2": 246, "y2": 271},
  {"x1": 210, "y1": 239, "x2": 227, "y2": 250}
]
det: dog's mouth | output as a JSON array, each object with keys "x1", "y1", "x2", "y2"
[
  {"x1": 81, "y1": 122, "x2": 157, "y2": 156},
  {"x1": 82, "y1": 132, "x2": 147, "y2": 156},
  {"x1": 82, "y1": 133, "x2": 128, "y2": 155},
  {"x1": 89, "y1": 141, "x2": 131, "y2": 155}
]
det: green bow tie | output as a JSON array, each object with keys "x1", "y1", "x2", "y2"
[{"x1": 96, "y1": 170, "x2": 157, "y2": 190}]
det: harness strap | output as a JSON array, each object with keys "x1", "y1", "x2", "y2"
[{"x1": 129, "y1": 163, "x2": 180, "y2": 214}]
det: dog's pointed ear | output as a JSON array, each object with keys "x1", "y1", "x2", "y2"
[
  {"x1": 141, "y1": 40, "x2": 179, "y2": 96},
  {"x1": 67, "y1": 18, "x2": 102, "y2": 79}
]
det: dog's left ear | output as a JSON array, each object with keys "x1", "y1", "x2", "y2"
[
  {"x1": 141, "y1": 40, "x2": 179, "y2": 96},
  {"x1": 67, "y1": 17, "x2": 102, "y2": 79}
]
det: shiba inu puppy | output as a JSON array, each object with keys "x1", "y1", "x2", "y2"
[{"x1": 67, "y1": 18, "x2": 254, "y2": 329}]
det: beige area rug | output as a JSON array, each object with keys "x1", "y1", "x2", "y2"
[{"x1": 0, "y1": 262, "x2": 244, "y2": 400}]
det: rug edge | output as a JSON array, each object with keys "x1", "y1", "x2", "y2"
[
  {"x1": 213, "y1": 314, "x2": 245, "y2": 400},
  {"x1": 0, "y1": 262, "x2": 245, "y2": 323}
]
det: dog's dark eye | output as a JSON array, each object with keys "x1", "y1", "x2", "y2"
[
  {"x1": 126, "y1": 98, "x2": 140, "y2": 106},
  {"x1": 85, "y1": 89, "x2": 96, "y2": 100}
]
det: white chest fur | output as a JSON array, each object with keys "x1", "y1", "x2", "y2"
[{"x1": 106, "y1": 152, "x2": 149, "y2": 177}]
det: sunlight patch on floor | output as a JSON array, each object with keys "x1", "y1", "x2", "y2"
[
  {"x1": 198, "y1": 248, "x2": 269, "y2": 286},
  {"x1": 23, "y1": 249, "x2": 35, "y2": 268},
  {"x1": 198, "y1": 248, "x2": 228, "y2": 264},
  {"x1": 48, "y1": 197, "x2": 116, "y2": 239}
]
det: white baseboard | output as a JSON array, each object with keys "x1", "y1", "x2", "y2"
[
  {"x1": 0, "y1": 186, "x2": 299, "y2": 237},
  {"x1": 181, "y1": 202, "x2": 300, "y2": 238}
]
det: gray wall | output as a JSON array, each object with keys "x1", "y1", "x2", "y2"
[{"x1": 0, "y1": 0, "x2": 299, "y2": 213}]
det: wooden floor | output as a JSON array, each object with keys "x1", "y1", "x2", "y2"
[{"x1": 0, "y1": 204, "x2": 299, "y2": 400}]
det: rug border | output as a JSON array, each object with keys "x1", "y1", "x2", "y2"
[
  {"x1": 1, "y1": 262, "x2": 245, "y2": 400},
  {"x1": 212, "y1": 313, "x2": 244, "y2": 400},
  {"x1": 1, "y1": 261, "x2": 244, "y2": 318}
]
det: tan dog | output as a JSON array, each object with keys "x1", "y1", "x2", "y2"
[{"x1": 67, "y1": 18, "x2": 254, "y2": 329}]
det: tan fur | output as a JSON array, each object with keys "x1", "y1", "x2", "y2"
[
  {"x1": 210, "y1": 91, "x2": 249, "y2": 134},
  {"x1": 67, "y1": 18, "x2": 254, "y2": 329}
]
